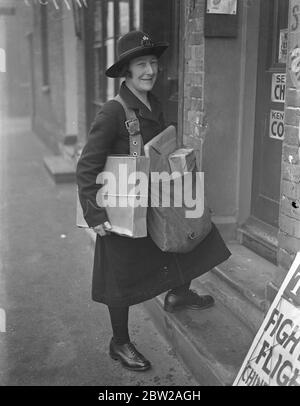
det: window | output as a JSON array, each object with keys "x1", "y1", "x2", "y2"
[
  {"x1": 40, "y1": 4, "x2": 49, "y2": 90},
  {"x1": 92, "y1": 0, "x2": 141, "y2": 107}
]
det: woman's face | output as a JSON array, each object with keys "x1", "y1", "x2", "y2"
[{"x1": 126, "y1": 54, "x2": 158, "y2": 94}]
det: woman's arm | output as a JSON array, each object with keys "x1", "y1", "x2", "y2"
[{"x1": 76, "y1": 101, "x2": 119, "y2": 228}]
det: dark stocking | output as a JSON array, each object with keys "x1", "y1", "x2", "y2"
[{"x1": 108, "y1": 305, "x2": 130, "y2": 345}]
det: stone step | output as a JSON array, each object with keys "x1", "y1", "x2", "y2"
[
  {"x1": 43, "y1": 155, "x2": 76, "y2": 183},
  {"x1": 237, "y1": 217, "x2": 278, "y2": 265},
  {"x1": 200, "y1": 243, "x2": 277, "y2": 333},
  {"x1": 143, "y1": 286, "x2": 254, "y2": 386}
]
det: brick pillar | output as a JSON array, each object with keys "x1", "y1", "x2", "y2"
[
  {"x1": 276, "y1": 0, "x2": 300, "y2": 288},
  {"x1": 182, "y1": 0, "x2": 206, "y2": 169}
]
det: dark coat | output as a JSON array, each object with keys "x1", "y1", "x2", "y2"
[{"x1": 76, "y1": 82, "x2": 231, "y2": 307}]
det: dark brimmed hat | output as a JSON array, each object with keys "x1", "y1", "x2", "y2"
[{"x1": 105, "y1": 31, "x2": 169, "y2": 78}]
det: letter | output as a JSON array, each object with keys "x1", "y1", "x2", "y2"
[
  {"x1": 245, "y1": 367, "x2": 256, "y2": 385},
  {"x1": 96, "y1": 171, "x2": 117, "y2": 208},
  {"x1": 149, "y1": 391, "x2": 156, "y2": 401},
  {"x1": 283, "y1": 329, "x2": 300, "y2": 355},
  {"x1": 261, "y1": 344, "x2": 273, "y2": 375},
  {"x1": 117, "y1": 163, "x2": 128, "y2": 208},
  {"x1": 192, "y1": 391, "x2": 201, "y2": 400},
  {"x1": 270, "y1": 353, "x2": 283, "y2": 379},
  {"x1": 290, "y1": 271, "x2": 300, "y2": 297},
  {"x1": 174, "y1": 392, "x2": 183, "y2": 401},
  {"x1": 255, "y1": 340, "x2": 271, "y2": 365},
  {"x1": 242, "y1": 365, "x2": 252, "y2": 382},
  {"x1": 288, "y1": 368, "x2": 300, "y2": 386},
  {"x1": 264, "y1": 308, "x2": 280, "y2": 335},
  {"x1": 98, "y1": 393, "x2": 104, "y2": 401},
  {"x1": 276, "y1": 318, "x2": 293, "y2": 346},
  {"x1": 253, "y1": 375, "x2": 267, "y2": 386},
  {"x1": 126, "y1": 393, "x2": 132, "y2": 404},
  {"x1": 182, "y1": 392, "x2": 191, "y2": 401},
  {"x1": 127, "y1": 171, "x2": 148, "y2": 208},
  {"x1": 275, "y1": 85, "x2": 285, "y2": 101},
  {"x1": 151, "y1": 172, "x2": 172, "y2": 208},
  {"x1": 277, "y1": 122, "x2": 284, "y2": 138},
  {"x1": 276, "y1": 360, "x2": 293, "y2": 386},
  {"x1": 184, "y1": 172, "x2": 204, "y2": 219},
  {"x1": 271, "y1": 121, "x2": 277, "y2": 137},
  {"x1": 171, "y1": 172, "x2": 183, "y2": 208}
]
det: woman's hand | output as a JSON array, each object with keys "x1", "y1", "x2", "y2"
[{"x1": 93, "y1": 221, "x2": 112, "y2": 236}]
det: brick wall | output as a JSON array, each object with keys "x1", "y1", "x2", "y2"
[
  {"x1": 277, "y1": 0, "x2": 300, "y2": 285},
  {"x1": 182, "y1": 0, "x2": 206, "y2": 168}
]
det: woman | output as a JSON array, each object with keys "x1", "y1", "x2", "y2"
[{"x1": 76, "y1": 31, "x2": 231, "y2": 372}]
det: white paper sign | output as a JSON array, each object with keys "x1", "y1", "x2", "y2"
[
  {"x1": 206, "y1": 0, "x2": 237, "y2": 15},
  {"x1": 271, "y1": 73, "x2": 286, "y2": 103},
  {"x1": 270, "y1": 110, "x2": 285, "y2": 140},
  {"x1": 233, "y1": 252, "x2": 300, "y2": 386},
  {"x1": 279, "y1": 29, "x2": 288, "y2": 64}
]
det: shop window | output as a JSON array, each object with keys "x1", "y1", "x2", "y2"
[
  {"x1": 271, "y1": 0, "x2": 289, "y2": 67},
  {"x1": 92, "y1": 0, "x2": 141, "y2": 107},
  {"x1": 40, "y1": 4, "x2": 49, "y2": 90}
]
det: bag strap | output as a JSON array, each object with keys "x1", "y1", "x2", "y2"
[{"x1": 114, "y1": 94, "x2": 144, "y2": 157}]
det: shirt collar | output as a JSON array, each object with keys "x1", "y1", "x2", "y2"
[{"x1": 119, "y1": 81, "x2": 162, "y2": 122}]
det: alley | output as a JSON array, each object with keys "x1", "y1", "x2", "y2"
[{"x1": 0, "y1": 116, "x2": 196, "y2": 386}]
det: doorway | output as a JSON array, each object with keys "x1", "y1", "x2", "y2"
[{"x1": 241, "y1": 0, "x2": 288, "y2": 263}]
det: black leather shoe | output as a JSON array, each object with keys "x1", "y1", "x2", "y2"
[
  {"x1": 109, "y1": 338, "x2": 151, "y2": 371},
  {"x1": 164, "y1": 289, "x2": 215, "y2": 313}
]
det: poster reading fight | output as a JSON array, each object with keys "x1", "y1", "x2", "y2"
[{"x1": 233, "y1": 253, "x2": 300, "y2": 386}]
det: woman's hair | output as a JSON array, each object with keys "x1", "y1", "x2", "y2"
[
  {"x1": 120, "y1": 63, "x2": 132, "y2": 78},
  {"x1": 120, "y1": 60, "x2": 163, "y2": 78}
]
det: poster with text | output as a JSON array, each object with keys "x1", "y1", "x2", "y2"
[
  {"x1": 233, "y1": 252, "x2": 300, "y2": 386},
  {"x1": 206, "y1": 0, "x2": 237, "y2": 15}
]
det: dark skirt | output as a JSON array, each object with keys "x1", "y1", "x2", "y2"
[{"x1": 91, "y1": 222, "x2": 231, "y2": 307}]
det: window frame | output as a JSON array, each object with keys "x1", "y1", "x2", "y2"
[
  {"x1": 40, "y1": 4, "x2": 50, "y2": 92},
  {"x1": 91, "y1": 0, "x2": 141, "y2": 109}
]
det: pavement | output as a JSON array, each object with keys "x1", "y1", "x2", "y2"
[{"x1": 0, "y1": 116, "x2": 197, "y2": 386}]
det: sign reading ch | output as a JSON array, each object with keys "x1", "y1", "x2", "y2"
[{"x1": 271, "y1": 73, "x2": 286, "y2": 103}]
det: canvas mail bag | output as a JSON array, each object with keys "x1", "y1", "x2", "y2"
[
  {"x1": 76, "y1": 95, "x2": 150, "y2": 238},
  {"x1": 144, "y1": 126, "x2": 212, "y2": 253}
]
